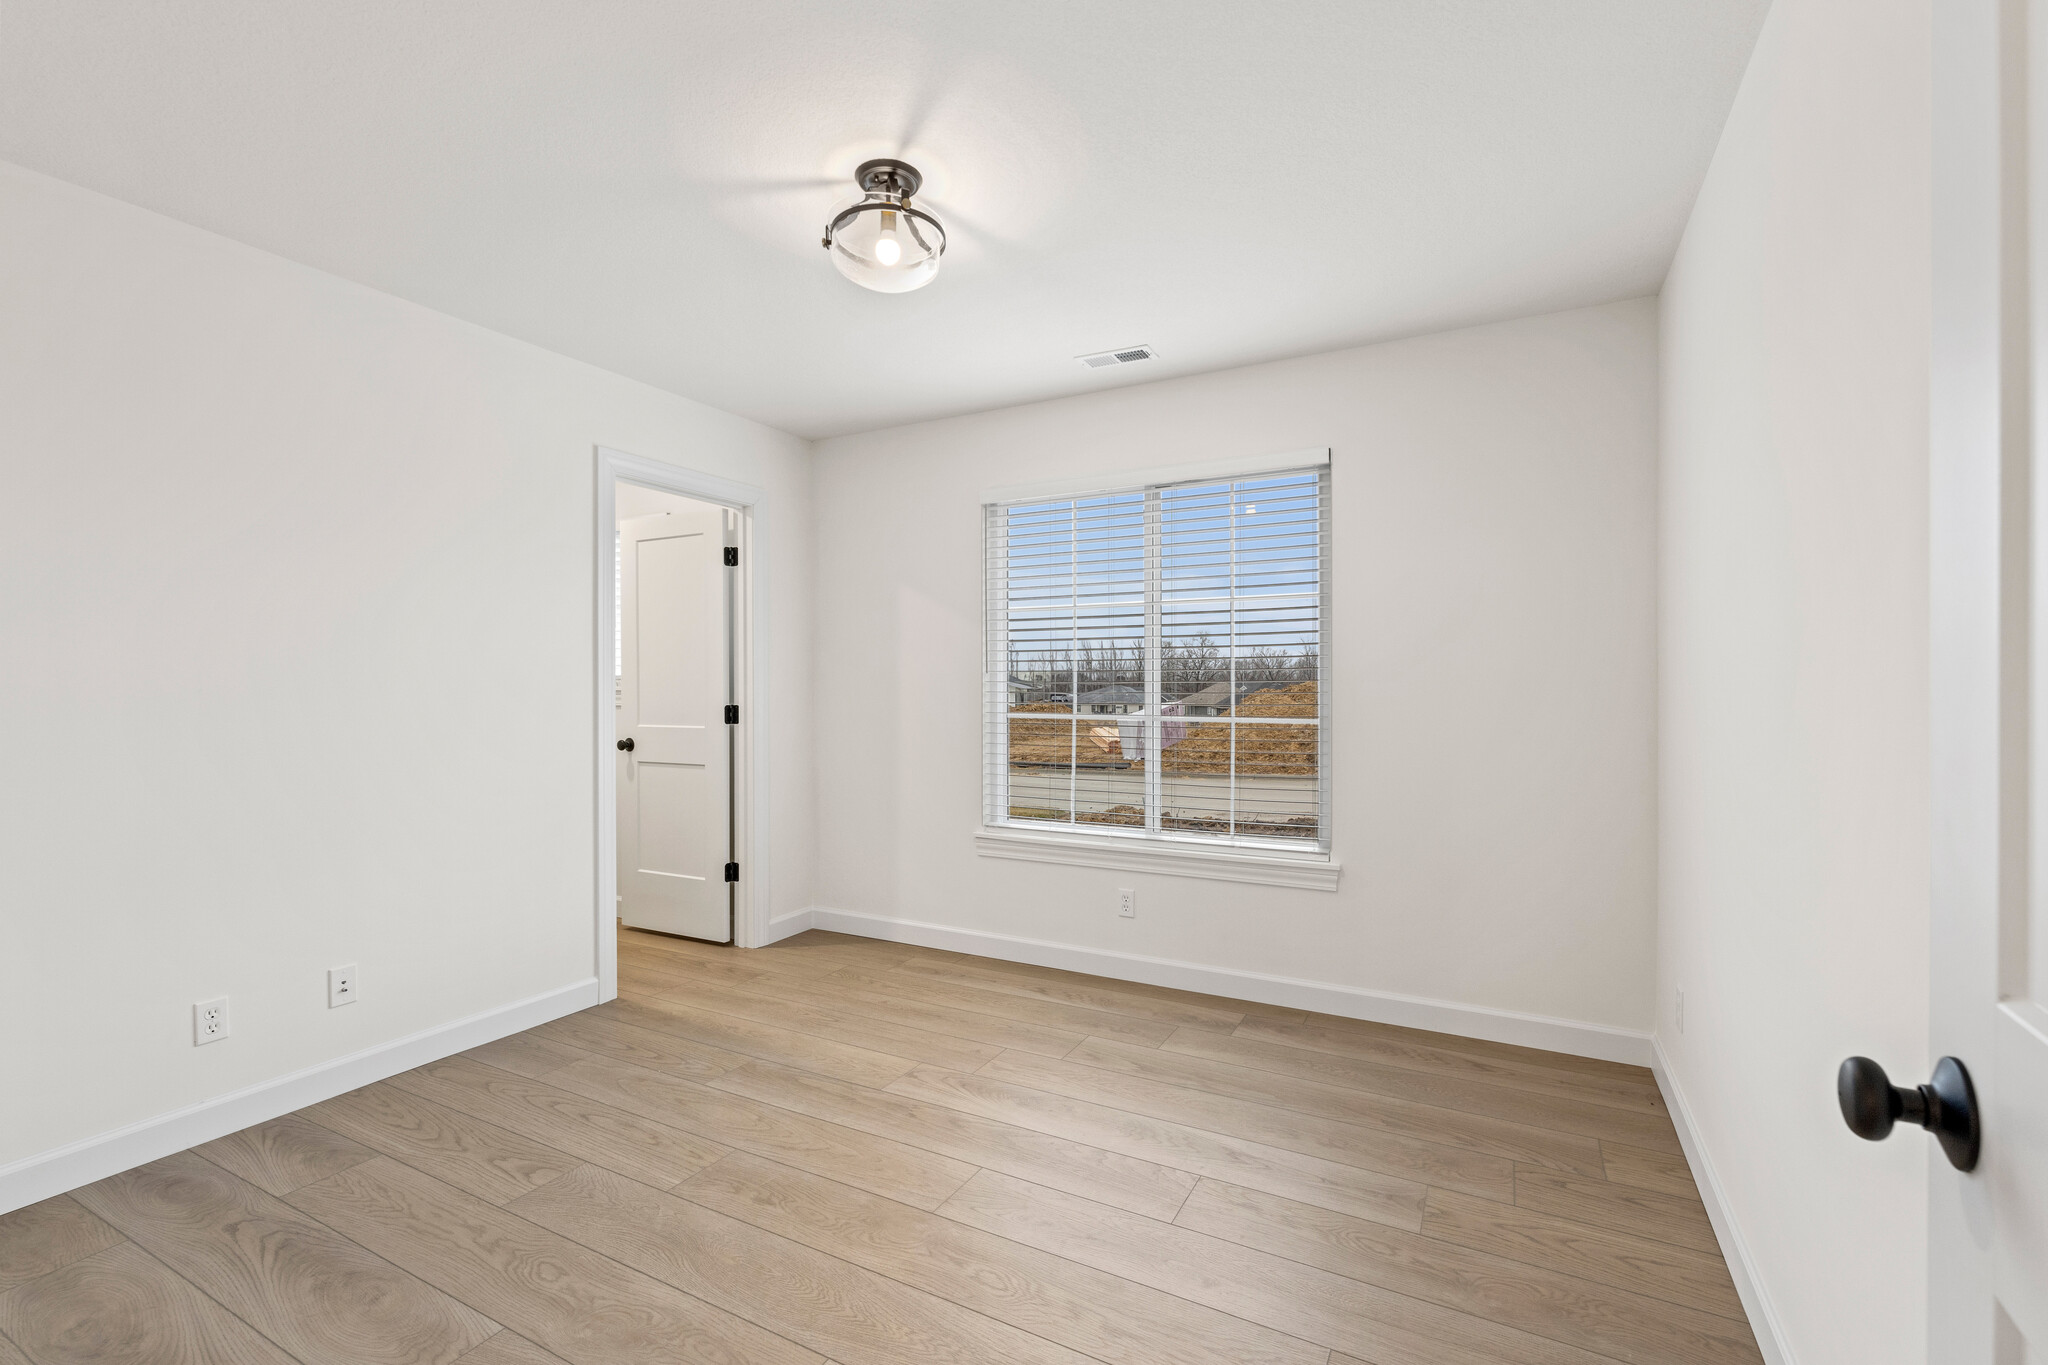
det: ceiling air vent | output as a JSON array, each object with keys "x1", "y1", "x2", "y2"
[{"x1": 1076, "y1": 344, "x2": 1158, "y2": 370}]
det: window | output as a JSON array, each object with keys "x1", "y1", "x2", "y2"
[{"x1": 984, "y1": 460, "x2": 1329, "y2": 858}]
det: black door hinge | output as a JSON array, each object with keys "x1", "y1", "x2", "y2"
[
  {"x1": 723, "y1": 704, "x2": 739, "y2": 724},
  {"x1": 722, "y1": 546, "x2": 739, "y2": 567},
  {"x1": 723, "y1": 862, "x2": 740, "y2": 883}
]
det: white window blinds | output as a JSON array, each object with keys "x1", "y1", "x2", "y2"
[{"x1": 985, "y1": 463, "x2": 1329, "y2": 852}]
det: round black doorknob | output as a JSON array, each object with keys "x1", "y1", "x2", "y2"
[
  {"x1": 617, "y1": 737, "x2": 634, "y2": 751},
  {"x1": 1838, "y1": 1057, "x2": 1918, "y2": 1139},
  {"x1": 1837, "y1": 1054, "x2": 1980, "y2": 1172}
]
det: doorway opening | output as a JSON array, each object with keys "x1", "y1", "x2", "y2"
[{"x1": 595, "y1": 447, "x2": 762, "y2": 996}]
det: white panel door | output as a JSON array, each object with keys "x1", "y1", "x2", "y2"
[
  {"x1": 1931, "y1": 3, "x2": 2048, "y2": 1359},
  {"x1": 617, "y1": 505, "x2": 730, "y2": 941}
]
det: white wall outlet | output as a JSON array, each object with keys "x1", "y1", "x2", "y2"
[
  {"x1": 194, "y1": 997, "x2": 229, "y2": 1045},
  {"x1": 1117, "y1": 887, "x2": 1136, "y2": 918},
  {"x1": 328, "y1": 965, "x2": 358, "y2": 1008},
  {"x1": 1675, "y1": 987, "x2": 1686, "y2": 1034}
]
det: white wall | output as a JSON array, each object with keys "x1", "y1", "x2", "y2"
[
  {"x1": 0, "y1": 161, "x2": 813, "y2": 1192},
  {"x1": 810, "y1": 298, "x2": 1660, "y2": 1040},
  {"x1": 1657, "y1": 0, "x2": 1931, "y2": 1360}
]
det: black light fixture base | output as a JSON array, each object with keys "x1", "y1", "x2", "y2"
[{"x1": 855, "y1": 158, "x2": 923, "y2": 199}]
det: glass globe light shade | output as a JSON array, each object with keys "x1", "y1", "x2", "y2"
[{"x1": 823, "y1": 161, "x2": 946, "y2": 293}]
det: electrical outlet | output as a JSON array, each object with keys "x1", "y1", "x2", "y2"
[
  {"x1": 1117, "y1": 887, "x2": 1136, "y2": 918},
  {"x1": 194, "y1": 998, "x2": 229, "y2": 1045},
  {"x1": 1675, "y1": 987, "x2": 1686, "y2": 1034},
  {"x1": 329, "y1": 965, "x2": 358, "y2": 1008}
]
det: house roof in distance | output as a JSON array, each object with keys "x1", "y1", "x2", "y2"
[{"x1": 1172, "y1": 679, "x2": 1263, "y2": 711}]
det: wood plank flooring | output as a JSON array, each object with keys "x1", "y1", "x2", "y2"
[{"x1": 0, "y1": 928, "x2": 1763, "y2": 1364}]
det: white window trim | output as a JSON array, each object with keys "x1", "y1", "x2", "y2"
[
  {"x1": 983, "y1": 446, "x2": 1330, "y2": 506},
  {"x1": 981, "y1": 454, "x2": 1334, "y2": 886},
  {"x1": 974, "y1": 825, "x2": 1341, "y2": 891}
]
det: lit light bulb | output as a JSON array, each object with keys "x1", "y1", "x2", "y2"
[{"x1": 874, "y1": 209, "x2": 902, "y2": 266}]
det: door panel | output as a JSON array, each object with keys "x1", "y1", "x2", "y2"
[
  {"x1": 1992, "y1": 1006, "x2": 2048, "y2": 1348},
  {"x1": 1932, "y1": 2, "x2": 2048, "y2": 1357},
  {"x1": 636, "y1": 761, "x2": 714, "y2": 880},
  {"x1": 1997, "y1": 0, "x2": 2048, "y2": 1348},
  {"x1": 616, "y1": 503, "x2": 730, "y2": 942},
  {"x1": 636, "y1": 532, "x2": 713, "y2": 748}
]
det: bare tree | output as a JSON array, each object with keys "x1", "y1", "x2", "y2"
[{"x1": 1011, "y1": 634, "x2": 1317, "y2": 703}]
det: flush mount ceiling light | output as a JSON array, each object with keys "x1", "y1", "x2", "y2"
[{"x1": 822, "y1": 159, "x2": 946, "y2": 293}]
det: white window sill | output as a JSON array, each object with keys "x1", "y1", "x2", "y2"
[{"x1": 974, "y1": 826, "x2": 1341, "y2": 891}]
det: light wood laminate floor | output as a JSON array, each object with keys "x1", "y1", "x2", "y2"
[{"x1": 0, "y1": 929, "x2": 1763, "y2": 1365}]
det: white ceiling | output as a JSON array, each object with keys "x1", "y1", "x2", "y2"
[{"x1": 0, "y1": 1, "x2": 1767, "y2": 438}]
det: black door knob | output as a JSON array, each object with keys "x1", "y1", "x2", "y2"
[
  {"x1": 1837, "y1": 1055, "x2": 1979, "y2": 1172},
  {"x1": 617, "y1": 737, "x2": 634, "y2": 752}
]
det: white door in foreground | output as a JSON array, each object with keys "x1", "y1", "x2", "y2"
[
  {"x1": 1929, "y1": 3, "x2": 2048, "y2": 1359},
  {"x1": 617, "y1": 504, "x2": 731, "y2": 942}
]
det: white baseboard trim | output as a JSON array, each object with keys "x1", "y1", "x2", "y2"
[
  {"x1": 759, "y1": 907, "x2": 815, "y2": 946},
  {"x1": 0, "y1": 978, "x2": 600, "y2": 1216},
  {"x1": 807, "y1": 907, "x2": 1652, "y2": 1066},
  {"x1": 1650, "y1": 1036, "x2": 1793, "y2": 1365}
]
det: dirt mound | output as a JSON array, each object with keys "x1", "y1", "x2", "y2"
[
  {"x1": 1077, "y1": 804, "x2": 1145, "y2": 827},
  {"x1": 1006, "y1": 702, "x2": 1075, "y2": 766},
  {"x1": 1006, "y1": 703, "x2": 1132, "y2": 767},
  {"x1": 1007, "y1": 682, "x2": 1319, "y2": 774},
  {"x1": 1153, "y1": 679, "x2": 1318, "y2": 775},
  {"x1": 1234, "y1": 680, "x2": 1320, "y2": 719}
]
